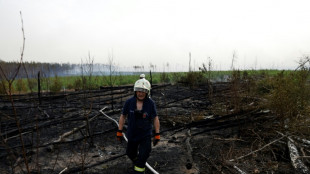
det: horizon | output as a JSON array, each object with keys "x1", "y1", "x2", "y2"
[{"x1": 0, "y1": 59, "x2": 298, "y2": 73}]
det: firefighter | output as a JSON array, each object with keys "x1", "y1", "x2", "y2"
[
  {"x1": 117, "y1": 78, "x2": 160, "y2": 173},
  {"x1": 139, "y1": 74, "x2": 145, "y2": 79}
]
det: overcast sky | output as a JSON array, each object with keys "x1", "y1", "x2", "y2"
[{"x1": 1, "y1": 0, "x2": 310, "y2": 71}]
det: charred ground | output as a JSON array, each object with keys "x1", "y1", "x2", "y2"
[{"x1": 0, "y1": 82, "x2": 309, "y2": 173}]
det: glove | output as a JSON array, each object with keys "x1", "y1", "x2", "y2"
[
  {"x1": 153, "y1": 133, "x2": 160, "y2": 146},
  {"x1": 117, "y1": 130, "x2": 123, "y2": 142}
]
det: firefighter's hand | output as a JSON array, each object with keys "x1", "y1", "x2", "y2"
[
  {"x1": 117, "y1": 130, "x2": 123, "y2": 142},
  {"x1": 153, "y1": 133, "x2": 160, "y2": 146}
]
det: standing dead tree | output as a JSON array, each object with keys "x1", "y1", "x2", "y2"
[
  {"x1": 199, "y1": 57, "x2": 214, "y2": 100},
  {"x1": 0, "y1": 11, "x2": 30, "y2": 173},
  {"x1": 78, "y1": 52, "x2": 96, "y2": 150},
  {"x1": 102, "y1": 51, "x2": 117, "y2": 110}
]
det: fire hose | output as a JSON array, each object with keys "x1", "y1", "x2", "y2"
[{"x1": 100, "y1": 107, "x2": 159, "y2": 174}]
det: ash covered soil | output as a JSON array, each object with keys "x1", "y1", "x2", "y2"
[{"x1": 0, "y1": 82, "x2": 308, "y2": 173}]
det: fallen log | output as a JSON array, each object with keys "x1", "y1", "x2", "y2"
[
  {"x1": 224, "y1": 161, "x2": 247, "y2": 174},
  {"x1": 276, "y1": 131, "x2": 310, "y2": 173},
  {"x1": 229, "y1": 134, "x2": 286, "y2": 162},
  {"x1": 233, "y1": 165, "x2": 247, "y2": 174},
  {"x1": 161, "y1": 108, "x2": 261, "y2": 135},
  {"x1": 293, "y1": 136, "x2": 310, "y2": 148},
  {"x1": 288, "y1": 139, "x2": 310, "y2": 174},
  {"x1": 3, "y1": 131, "x2": 32, "y2": 143},
  {"x1": 53, "y1": 113, "x2": 100, "y2": 143},
  {"x1": 38, "y1": 107, "x2": 50, "y2": 118},
  {"x1": 185, "y1": 129, "x2": 193, "y2": 170},
  {"x1": 0, "y1": 128, "x2": 116, "y2": 154},
  {"x1": 60, "y1": 153, "x2": 127, "y2": 174},
  {"x1": 0, "y1": 112, "x2": 90, "y2": 141}
]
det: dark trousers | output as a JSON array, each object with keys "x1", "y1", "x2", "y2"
[{"x1": 126, "y1": 136, "x2": 152, "y2": 169}]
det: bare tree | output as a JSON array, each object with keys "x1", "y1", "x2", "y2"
[
  {"x1": 133, "y1": 65, "x2": 144, "y2": 73},
  {"x1": 81, "y1": 52, "x2": 95, "y2": 147},
  {"x1": 0, "y1": 11, "x2": 30, "y2": 173},
  {"x1": 149, "y1": 63, "x2": 156, "y2": 72},
  {"x1": 80, "y1": 51, "x2": 95, "y2": 91},
  {"x1": 189, "y1": 52, "x2": 192, "y2": 72},
  {"x1": 199, "y1": 57, "x2": 213, "y2": 99},
  {"x1": 101, "y1": 50, "x2": 117, "y2": 110},
  {"x1": 231, "y1": 50, "x2": 238, "y2": 70}
]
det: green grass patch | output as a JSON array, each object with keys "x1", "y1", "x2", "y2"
[{"x1": 5, "y1": 70, "x2": 296, "y2": 93}]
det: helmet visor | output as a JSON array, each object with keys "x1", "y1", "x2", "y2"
[{"x1": 134, "y1": 87, "x2": 148, "y2": 93}]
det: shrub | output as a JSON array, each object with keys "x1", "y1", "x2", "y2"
[
  {"x1": 0, "y1": 80, "x2": 8, "y2": 94},
  {"x1": 89, "y1": 76, "x2": 100, "y2": 89},
  {"x1": 268, "y1": 70, "x2": 310, "y2": 122},
  {"x1": 73, "y1": 78, "x2": 82, "y2": 91},
  {"x1": 15, "y1": 78, "x2": 27, "y2": 94},
  {"x1": 241, "y1": 71, "x2": 256, "y2": 96},
  {"x1": 229, "y1": 70, "x2": 242, "y2": 111},
  {"x1": 66, "y1": 83, "x2": 74, "y2": 90},
  {"x1": 50, "y1": 76, "x2": 62, "y2": 92},
  {"x1": 256, "y1": 77, "x2": 273, "y2": 95},
  {"x1": 170, "y1": 72, "x2": 183, "y2": 84},
  {"x1": 159, "y1": 72, "x2": 170, "y2": 83},
  {"x1": 180, "y1": 71, "x2": 204, "y2": 88},
  {"x1": 27, "y1": 78, "x2": 37, "y2": 92}
]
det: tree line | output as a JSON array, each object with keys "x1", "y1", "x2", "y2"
[{"x1": 0, "y1": 60, "x2": 110, "y2": 79}]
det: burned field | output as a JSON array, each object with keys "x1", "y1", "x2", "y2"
[{"x1": 0, "y1": 82, "x2": 309, "y2": 174}]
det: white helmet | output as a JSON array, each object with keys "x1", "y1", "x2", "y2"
[
  {"x1": 139, "y1": 74, "x2": 145, "y2": 79},
  {"x1": 134, "y1": 78, "x2": 151, "y2": 94}
]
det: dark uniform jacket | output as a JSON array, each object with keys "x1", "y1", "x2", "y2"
[{"x1": 122, "y1": 96, "x2": 158, "y2": 142}]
